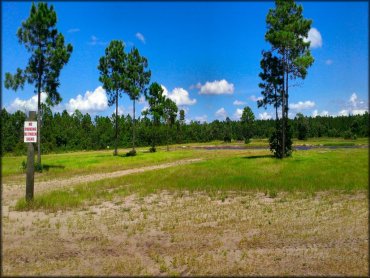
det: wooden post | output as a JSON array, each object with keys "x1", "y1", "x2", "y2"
[{"x1": 26, "y1": 111, "x2": 36, "y2": 201}]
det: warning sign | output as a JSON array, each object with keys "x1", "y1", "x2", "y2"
[{"x1": 24, "y1": 121, "x2": 37, "y2": 143}]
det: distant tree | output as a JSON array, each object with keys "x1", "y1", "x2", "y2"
[
  {"x1": 4, "y1": 2, "x2": 73, "y2": 165},
  {"x1": 296, "y1": 113, "x2": 309, "y2": 140},
  {"x1": 262, "y1": 0, "x2": 314, "y2": 158},
  {"x1": 224, "y1": 117, "x2": 232, "y2": 142},
  {"x1": 163, "y1": 98, "x2": 178, "y2": 151},
  {"x1": 124, "y1": 47, "x2": 151, "y2": 155},
  {"x1": 350, "y1": 118, "x2": 360, "y2": 137},
  {"x1": 144, "y1": 82, "x2": 165, "y2": 152},
  {"x1": 240, "y1": 106, "x2": 255, "y2": 144},
  {"x1": 98, "y1": 40, "x2": 127, "y2": 156},
  {"x1": 179, "y1": 109, "x2": 185, "y2": 125}
]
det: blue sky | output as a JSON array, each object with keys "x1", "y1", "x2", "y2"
[{"x1": 2, "y1": 1, "x2": 368, "y2": 122}]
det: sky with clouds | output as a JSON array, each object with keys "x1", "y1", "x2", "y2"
[{"x1": 2, "y1": 1, "x2": 368, "y2": 122}]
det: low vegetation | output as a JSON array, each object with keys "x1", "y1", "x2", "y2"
[{"x1": 14, "y1": 147, "x2": 368, "y2": 211}]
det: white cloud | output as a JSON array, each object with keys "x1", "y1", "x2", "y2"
[
  {"x1": 68, "y1": 28, "x2": 80, "y2": 33},
  {"x1": 352, "y1": 109, "x2": 367, "y2": 115},
  {"x1": 66, "y1": 86, "x2": 108, "y2": 114},
  {"x1": 88, "y1": 35, "x2": 107, "y2": 46},
  {"x1": 215, "y1": 107, "x2": 227, "y2": 119},
  {"x1": 199, "y1": 79, "x2": 234, "y2": 95},
  {"x1": 135, "y1": 32, "x2": 146, "y2": 44},
  {"x1": 325, "y1": 59, "x2": 333, "y2": 65},
  {"x1": 349, "y1": 93, "x2": 358, "y2": 107},
  {"x1": 338, "y1": 109, "x2": 349, "y2": 116},
  {"x1": 7, "y1": 92, "x2": 48, "y2": 113},
  {"x1": 312, "y1": 109, "x2": 329, "y2": 117},
  {"x1": 161, "y1": 85, "x2": 196, "y2": 106},
  {"x1": 259, "y1": 112, "x2": 272, "y2": 120},
  {"x1": 249, "y1": 95, "x2": 263, "y2": 102},
  {"x1": 290, "y1": 100, "x2": 315, "y2": 110},
  {"x1": 116, "y1": 106, "x2": 134, "y2": 117},
  {"x1": 189, "y1": 82, "x2": 202, "y2": 90},
  {"x1": 304, "y1": 27, "x2": 322, "y2": 49},
  {"x1": 234, "y1": 108, "x2": 243, "y2": 119},
  {"x1": 233, "y1": 100, "x2": 246, "y2": 106},
  {"x1": 194, "y1": 115, "x2": 208, "y2": 123},
  {"x1": 321, "y1": 110, "x2": 329, "y2": 116},
  {"x1": 341, "y1": 92, "x2": 368, "y2": 115},
  {"x1": 138, "y1": 96, "x2": 146, "y2": 104}
]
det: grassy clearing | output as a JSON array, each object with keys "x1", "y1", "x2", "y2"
[
  {"x1": 3, "y1": 137, "x2": 366, "y2": 180},
  {"x1": 2, "y1": 147, "x2": 197, "y2": 180},
  {"x1": 15, "y1": 147, "x2": 368, "y2": 211}
]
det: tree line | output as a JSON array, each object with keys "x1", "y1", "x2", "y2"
[{"x1": 2, "y1": 107, "x2": 368, "y2": 156}]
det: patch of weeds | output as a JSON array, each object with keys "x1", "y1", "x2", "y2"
[
  {"x1": 55, "y1": 221, "x2": 61, "y2": 229},
  {"x1": 241, "y1": 251, "x2": 248, "y2": 260},
  {"x1": 269, "y1": 190, "x2": 278, "y2": 198},
  {"x1": 159, "y1": 261, "x2": 169, "y2": 273},
  {"x1": 121, "y1": 207, "x2": 131, "y2": 213},
  {"x1": 20, "y1": 160, "x2": 43, "y2": 173},
  {"x1": 263, "y1": 206, "x2": 272, "y2": 214},
  {"x1": 220, "y1": 194, "x2": 228, "y2": 202},
  {"x1": 168, "y1": 270, "x2": 180, "y2": 276},
  {"x1": 20, "y1": 160, "x2": 27, "y2": 172}
]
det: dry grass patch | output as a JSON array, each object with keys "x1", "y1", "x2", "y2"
[{"x1": 2, "y1": 190, "x2": 368, "y2": 276}]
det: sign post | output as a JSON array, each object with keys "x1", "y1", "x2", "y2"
[{"x1": 24, "y1": 111, "x2": 37, "y2": 201}]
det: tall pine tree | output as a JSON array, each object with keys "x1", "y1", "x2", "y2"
[
  {"x1": 5, "y1": 2, "x2": 73, "y2": 165},
  {"x1": 262, "y1": 0, "x2": 314, "y2": 158}
]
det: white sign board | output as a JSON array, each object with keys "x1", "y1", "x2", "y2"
[{"x1": 24, "y1": 121, "x2": 37, "y2": 143}]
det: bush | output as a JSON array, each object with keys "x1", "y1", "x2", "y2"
[
  {"x1": 35, "y1": 162, "x2": 43, "y2": 172},
  {"x1": 21, "y1": 160, "x2": 27, "y2": 172},
  {"x1": 149, "y1": 146, "x2": 156, "y2": 152},
  {"x1": 343, "y1": 130, "x2": 356, "y2": 140},
  {"x1": 20, "y1": 160, "x2": 44, "y2": 173},
  {"x1": 223, "y1": 135, "x2": 231, "y2": 143},
  {"x1": 126, "y1": 149, "x2": 137, "y2": 156}
]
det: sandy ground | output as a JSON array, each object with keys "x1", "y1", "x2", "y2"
[
  {"x1": 2, "y1": 189, "x2": 368, "y2": 276},
  {"x1": 1, "y1": 158, "x2": 202, "y2": 206}
]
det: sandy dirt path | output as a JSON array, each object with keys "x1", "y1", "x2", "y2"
[{"x1": 2, "y1": 158, "x2": 202, "y2": 205}]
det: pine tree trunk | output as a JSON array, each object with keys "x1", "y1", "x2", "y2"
[
  {"x1": 286, "y1": 68, "x2": 289, "y2": 154},
  {"x1": 281, "y1": 53, "x2": 286, "y2": 158},
  {"x1": 166, "y1": 122, "x2": 169, "y2": 151},
  {"x1": 132, "y1": 99, "x2": 136, "y2": 152},
  {"x1": 37, "y1": 83, "x2": 41, "y2": 165},
  {"x1": 114, "y1": 93, "x2": 118, "y2": 156}
]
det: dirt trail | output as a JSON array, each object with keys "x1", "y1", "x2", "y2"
[{"x1": 2, "y1": 158, "x2": 202, "y2": 204}]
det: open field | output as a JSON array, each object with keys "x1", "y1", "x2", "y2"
[{"x1": 2, "y1": 140, "x2": 369, "y2": 276}]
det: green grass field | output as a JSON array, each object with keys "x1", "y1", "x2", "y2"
[
  {"x1": 13, "y1": 144, "x2": 368, "y2": 211},
  {"x1": 3, "y1": 137, "x2": 367, "y2": 178},
  {"x1": 2, "y1": 147, "x2": 197, "y2": 180}
]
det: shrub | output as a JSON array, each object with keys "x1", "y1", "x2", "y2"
[
  {"x1": 126, "y1": 149, "x2": 137, "y2": 156},
  {"x1": 343, "y1": 130, "x2": 356, "y2": 140}
]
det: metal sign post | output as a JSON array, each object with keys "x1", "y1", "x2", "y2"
[{"x1": 25, "y1": 111, "x2": 37, "y2": 201}]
